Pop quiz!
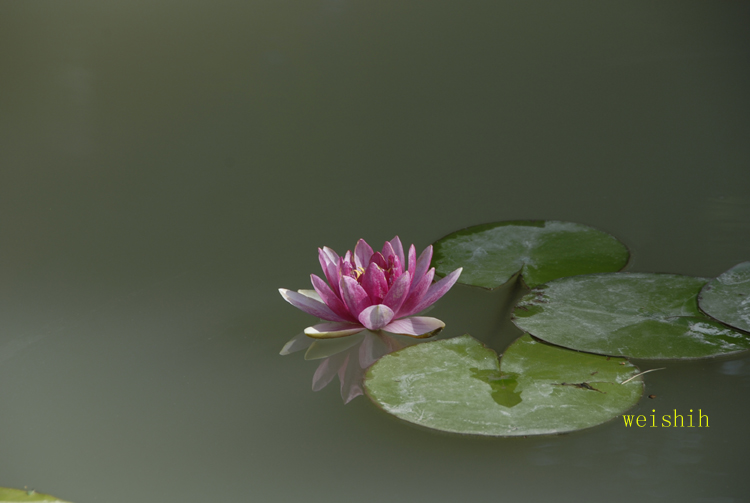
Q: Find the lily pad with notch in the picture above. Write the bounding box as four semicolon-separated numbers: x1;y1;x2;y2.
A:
513;272;750;359
364;334;642;436
698;261;750;333
432;220;629;289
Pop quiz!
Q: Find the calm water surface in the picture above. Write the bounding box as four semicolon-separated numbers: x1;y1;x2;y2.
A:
1;1;749;502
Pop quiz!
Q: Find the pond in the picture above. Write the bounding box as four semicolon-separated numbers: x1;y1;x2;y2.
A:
1;1;749;502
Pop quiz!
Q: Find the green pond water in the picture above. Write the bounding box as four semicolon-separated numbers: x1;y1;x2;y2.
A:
1;1;749;502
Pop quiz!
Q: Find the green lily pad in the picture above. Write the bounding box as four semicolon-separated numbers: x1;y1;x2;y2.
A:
364;334;642;436
513;273;750;359
0;488;72;502
698;262;750;333
432;220;630;289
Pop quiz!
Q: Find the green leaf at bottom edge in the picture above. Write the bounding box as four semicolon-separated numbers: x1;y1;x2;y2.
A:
0;487;73;503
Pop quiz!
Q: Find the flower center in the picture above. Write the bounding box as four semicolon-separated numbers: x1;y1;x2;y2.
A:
353;266;366;280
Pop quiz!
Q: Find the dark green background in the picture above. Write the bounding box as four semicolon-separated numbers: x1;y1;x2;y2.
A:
1;1;749;502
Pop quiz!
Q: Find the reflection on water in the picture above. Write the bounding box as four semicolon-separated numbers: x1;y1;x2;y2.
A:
718;357;750;388
282;330;427;403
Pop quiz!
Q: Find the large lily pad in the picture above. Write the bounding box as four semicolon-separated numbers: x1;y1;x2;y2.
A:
0;488;72;502
364;334;642;436
432;220;629;289
513;273;750;359
699;262;750;333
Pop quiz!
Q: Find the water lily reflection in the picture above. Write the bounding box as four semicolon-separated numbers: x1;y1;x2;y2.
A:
281;330;426;403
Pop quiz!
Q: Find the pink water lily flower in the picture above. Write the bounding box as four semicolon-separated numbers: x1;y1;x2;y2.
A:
279;236;462;339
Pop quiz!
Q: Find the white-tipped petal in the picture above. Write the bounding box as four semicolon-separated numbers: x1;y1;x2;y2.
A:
304;322;365;339
298;289;323;303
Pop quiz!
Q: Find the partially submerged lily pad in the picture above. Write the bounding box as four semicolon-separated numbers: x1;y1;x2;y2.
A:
699;262;750;333
364;334;642;436
432;220;629;289
0;488;72;503
513;273;750;359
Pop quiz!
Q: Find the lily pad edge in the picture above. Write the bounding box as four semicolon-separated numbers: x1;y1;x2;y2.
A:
697;261;750;335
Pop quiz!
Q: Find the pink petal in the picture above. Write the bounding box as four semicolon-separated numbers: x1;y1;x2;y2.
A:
304;321;365;339
344;250;354;267
411;267;462;314
354;239;374;270
311;274;356;321
407;245;416;276
389;236;405;269
381;241;396;262
361;262;388;304
279;288;347;322
370;251;387;269
321;246;339;263
383;316;445;338
339;257;354;278
357;304;395;331
319;248;341;297
413;245;433;284
339;275;373;317
382;270;411;313
387;254;403;286
396;268;435;317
